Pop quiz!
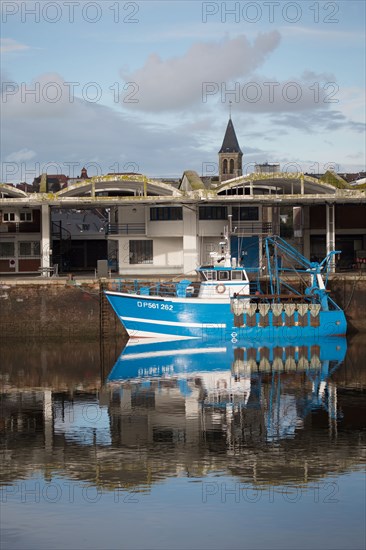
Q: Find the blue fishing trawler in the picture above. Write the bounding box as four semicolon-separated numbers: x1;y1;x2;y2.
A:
104;236;347;340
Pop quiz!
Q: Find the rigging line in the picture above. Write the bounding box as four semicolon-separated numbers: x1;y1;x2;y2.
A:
279;250;310;289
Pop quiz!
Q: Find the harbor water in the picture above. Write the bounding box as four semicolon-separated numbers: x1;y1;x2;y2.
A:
1;334;365;550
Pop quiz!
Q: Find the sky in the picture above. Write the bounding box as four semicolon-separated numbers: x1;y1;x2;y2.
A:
1;0;365;183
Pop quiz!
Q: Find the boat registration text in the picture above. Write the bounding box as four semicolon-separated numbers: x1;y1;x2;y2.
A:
137;301;174;311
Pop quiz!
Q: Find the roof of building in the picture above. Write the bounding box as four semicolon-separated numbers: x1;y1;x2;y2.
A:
179;171;205;191
33;174;69;184
319;170;349;189
219;118;243;154
340;171;366;183
215;171;348;196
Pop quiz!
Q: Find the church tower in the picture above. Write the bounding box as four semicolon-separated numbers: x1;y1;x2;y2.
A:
218;118;243;183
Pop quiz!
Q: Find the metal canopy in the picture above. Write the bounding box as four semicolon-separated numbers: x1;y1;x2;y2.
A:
0;172;365;207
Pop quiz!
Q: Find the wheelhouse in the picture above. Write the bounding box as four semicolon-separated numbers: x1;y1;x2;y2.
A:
197;267;250;283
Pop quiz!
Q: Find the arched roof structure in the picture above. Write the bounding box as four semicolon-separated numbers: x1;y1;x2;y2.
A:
216;172;339;196
0;184;28;199
56;174;182;198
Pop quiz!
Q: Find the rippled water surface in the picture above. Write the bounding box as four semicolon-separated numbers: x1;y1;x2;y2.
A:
1;335;365;550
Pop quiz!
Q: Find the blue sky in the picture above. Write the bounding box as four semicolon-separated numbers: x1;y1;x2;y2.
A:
1;0;365;182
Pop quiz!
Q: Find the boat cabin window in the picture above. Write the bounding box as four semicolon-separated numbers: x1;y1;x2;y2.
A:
200;268;246;282
201;270;217;281
218;271;230;281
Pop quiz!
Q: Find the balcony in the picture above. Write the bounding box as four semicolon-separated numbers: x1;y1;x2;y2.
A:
230;222;273;235
0;221;41;233
106;223;146;235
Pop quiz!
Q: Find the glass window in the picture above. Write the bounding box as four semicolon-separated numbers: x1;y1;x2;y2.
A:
20;211;32;222
3;212;15;222
218;271;230;280
18;241;40;256
232;207;259;221
203;270;216;281
19;242;32;256
232;271;243;280
129;240;153;264
199;206;227;220
0;242;15;257
150;207;182;221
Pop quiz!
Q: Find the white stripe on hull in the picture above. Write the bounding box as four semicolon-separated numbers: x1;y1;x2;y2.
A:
126;329;198;340
106;291;231;305
121;316;226;329
121;347;227;360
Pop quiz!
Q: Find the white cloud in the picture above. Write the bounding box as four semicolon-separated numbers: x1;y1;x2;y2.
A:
1;67;364;184
1;78;210;181
5;149;36;162
0;38;30;53
270;109;365;134
1;73;81;119
224;74;342;114
120;32;281;112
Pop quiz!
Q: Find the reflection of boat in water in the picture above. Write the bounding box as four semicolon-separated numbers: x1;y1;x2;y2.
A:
107;337;347;441
108;337;347;383
105;236;347;340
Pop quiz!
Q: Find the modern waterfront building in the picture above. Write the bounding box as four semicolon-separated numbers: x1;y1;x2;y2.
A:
0;119;365;276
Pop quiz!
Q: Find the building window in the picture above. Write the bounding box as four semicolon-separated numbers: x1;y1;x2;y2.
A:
150;207;183;221
129;240;153;264
3;212;16;222
19;241;40;257
20;211;32;222
199;206;228;220
223;159;228;174
0;242;15;257
229;159;235;173
232;206;259;221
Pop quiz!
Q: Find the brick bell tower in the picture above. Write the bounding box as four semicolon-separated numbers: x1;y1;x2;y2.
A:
218;117;243;183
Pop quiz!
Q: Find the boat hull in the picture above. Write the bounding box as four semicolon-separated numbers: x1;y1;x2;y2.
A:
104;291;347;340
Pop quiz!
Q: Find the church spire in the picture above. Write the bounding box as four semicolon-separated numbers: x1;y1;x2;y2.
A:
218;118;243;182
219;118;242;154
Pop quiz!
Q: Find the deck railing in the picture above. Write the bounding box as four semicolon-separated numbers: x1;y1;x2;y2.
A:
106;223;146;235
231;222;273;235
106;222;271;236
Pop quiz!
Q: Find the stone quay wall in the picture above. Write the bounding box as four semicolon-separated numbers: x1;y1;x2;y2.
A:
0;274;365;341
0;278;123;341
